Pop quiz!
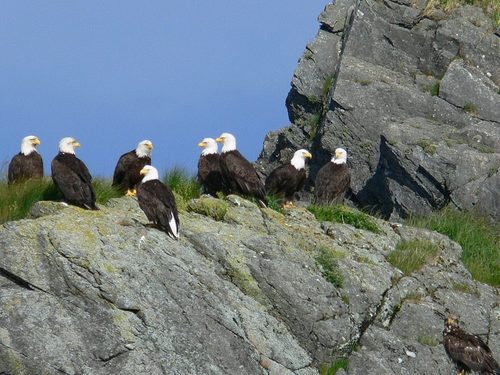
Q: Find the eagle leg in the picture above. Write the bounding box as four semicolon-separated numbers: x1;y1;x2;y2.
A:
126;189;137;197
283;201;295;209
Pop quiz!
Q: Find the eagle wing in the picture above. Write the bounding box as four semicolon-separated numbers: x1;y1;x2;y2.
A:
222;150;265;199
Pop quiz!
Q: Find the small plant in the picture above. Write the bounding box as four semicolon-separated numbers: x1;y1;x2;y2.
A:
265;194;284;214
424;0;499;27
354;79;372;86
387;239;440;275
187;198;228;221
417;335;439;346
463;103;478;114
308;204;381;233
430;82;440;96
417;139;437;155
309;111;322;140
163;167;200;202
320;358;349;375
92;178;122;204
315;246;344;287
322;75;335;98
409;207;499;286
452;282;480;297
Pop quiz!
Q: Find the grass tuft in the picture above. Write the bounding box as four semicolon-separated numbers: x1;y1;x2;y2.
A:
408;208;499;286
187;198;228;221
266;194;284;214
430;82;440;96
424;0;499;26
315;246;344;287
463;102;478;114
387;239;440;275
320;358;349;375
308;204;381;233
163;166;200;202
417;335;440;346
93;178;122;204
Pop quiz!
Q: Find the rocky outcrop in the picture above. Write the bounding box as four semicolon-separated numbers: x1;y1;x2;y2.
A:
0;197;498;374
257;1;500;221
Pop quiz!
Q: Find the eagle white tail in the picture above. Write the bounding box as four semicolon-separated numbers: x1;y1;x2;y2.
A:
169;215;179;239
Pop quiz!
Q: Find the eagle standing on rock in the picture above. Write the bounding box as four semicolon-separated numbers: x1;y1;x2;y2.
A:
315;147;350;205
265;149;312;208
216;132;266;203
197;137;225;196
8;135;43;184
51;137;98;210
443;314;500;375
112;140;153;196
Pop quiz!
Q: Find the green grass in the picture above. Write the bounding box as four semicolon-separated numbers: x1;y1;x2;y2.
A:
0;178;123;224
163;166;201;203
186;198;228;221
93;178;122;204
308;204;381;233
430;82;440;96
265;194;284;214
387;239;440;275
417;139;437;155
320;358;349;375
425;0;499;26
463;102;478;114
315;246;344;288
408;208;499;286
417;335;439;347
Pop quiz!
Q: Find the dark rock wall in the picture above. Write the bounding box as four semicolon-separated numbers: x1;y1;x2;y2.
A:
257;1;499;221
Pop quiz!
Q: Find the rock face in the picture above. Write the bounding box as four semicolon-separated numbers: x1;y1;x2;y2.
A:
257;1;500;221
0;198;498;374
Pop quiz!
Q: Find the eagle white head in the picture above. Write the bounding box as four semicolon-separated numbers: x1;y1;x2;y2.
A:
136;140;153;158
140;165;160;182
59;137;81;154
21;135;41;156
198;138;218;156
332;148;347;165
215;133;236;153
290;149;312;170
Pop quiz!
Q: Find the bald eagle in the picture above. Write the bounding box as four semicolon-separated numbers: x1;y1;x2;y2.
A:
51;137;98;210
197;138;225;196
315;148;350;205
8;135;43;184
216;133;266;202
137;165;179;240
112;140;153;196
444;315;500;375
265;149;312;208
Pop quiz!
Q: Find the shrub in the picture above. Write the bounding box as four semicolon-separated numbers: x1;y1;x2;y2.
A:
320;358;349;375
93;178;122;204
387;239;440;275
265;194;284;214
408;208;499;286
308;204;381;233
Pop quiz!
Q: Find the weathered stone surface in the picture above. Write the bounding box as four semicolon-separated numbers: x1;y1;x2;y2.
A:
258;0;500;221
0;197;498;374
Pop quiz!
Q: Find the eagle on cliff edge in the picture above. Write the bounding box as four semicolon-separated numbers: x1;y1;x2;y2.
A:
443;314;500;375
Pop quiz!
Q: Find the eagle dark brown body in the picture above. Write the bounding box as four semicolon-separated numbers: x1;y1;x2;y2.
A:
443;315;500;375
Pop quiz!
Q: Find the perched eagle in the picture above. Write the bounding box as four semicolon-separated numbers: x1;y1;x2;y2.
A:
51;137;98;210
443;314;500;375
265;149;312;208
8;135;43;184
137;165;179;240
315;148;350;205
112;140;153;196
216;133;266;202
197;137;225;196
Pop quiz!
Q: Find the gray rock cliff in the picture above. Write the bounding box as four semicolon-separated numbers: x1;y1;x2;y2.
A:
257;0;500;221
0;197;498;374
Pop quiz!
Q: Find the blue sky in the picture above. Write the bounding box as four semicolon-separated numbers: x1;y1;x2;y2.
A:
0;1;327;177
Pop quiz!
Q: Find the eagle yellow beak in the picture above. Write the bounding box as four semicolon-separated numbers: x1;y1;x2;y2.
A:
305;152;312;159
33;138;41;145
198;141;206;147
147;143;154;150
215;137;224;143
72;141;81;148
139;167;147;176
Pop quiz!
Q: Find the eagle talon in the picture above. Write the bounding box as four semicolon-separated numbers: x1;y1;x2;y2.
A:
126;189;137;197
